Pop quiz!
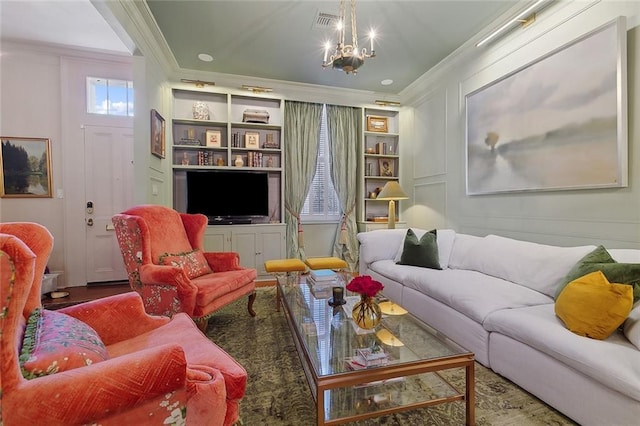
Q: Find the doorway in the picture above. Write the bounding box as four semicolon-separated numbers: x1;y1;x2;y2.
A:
83;125;133;283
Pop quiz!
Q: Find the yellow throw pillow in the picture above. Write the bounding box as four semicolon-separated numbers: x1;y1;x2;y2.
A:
555;270;633;340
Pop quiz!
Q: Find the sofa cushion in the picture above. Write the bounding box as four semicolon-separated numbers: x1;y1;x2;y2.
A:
160;249;212;279
391;267;553;324
484;304;640;402
19;308;109;379
397;229;441;270
555;245;640;302
393;228;456;268
358;229;408;268
624;303;640;350
462;235;595;298
609;249;640;264
192;268;257;307
448;233;483;270
555;271;633;340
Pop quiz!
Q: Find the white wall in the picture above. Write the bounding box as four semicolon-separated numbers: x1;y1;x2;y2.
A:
0;42;132;286
132;54;171;205
402;1;640;248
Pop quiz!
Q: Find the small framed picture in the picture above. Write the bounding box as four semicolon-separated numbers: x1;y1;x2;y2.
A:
367;116;388;133
379;159;394;177
245;132;260;149
1;136;53;197
150;109;165;158
205;130;222;147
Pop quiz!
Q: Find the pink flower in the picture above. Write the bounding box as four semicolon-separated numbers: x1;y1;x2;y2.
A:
346;275;384;298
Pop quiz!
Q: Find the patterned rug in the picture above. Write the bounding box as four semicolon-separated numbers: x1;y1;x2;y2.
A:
207;287;576;426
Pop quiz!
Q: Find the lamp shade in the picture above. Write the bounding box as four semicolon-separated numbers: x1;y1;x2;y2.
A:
376;181;408;200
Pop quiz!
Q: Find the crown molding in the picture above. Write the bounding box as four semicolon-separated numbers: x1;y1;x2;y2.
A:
101;0;178;77
0;39;133;64
399;1;528;105
169;68;400;109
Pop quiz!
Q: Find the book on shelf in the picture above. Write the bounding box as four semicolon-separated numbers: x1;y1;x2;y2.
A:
310;269;337;281
179;138;202;146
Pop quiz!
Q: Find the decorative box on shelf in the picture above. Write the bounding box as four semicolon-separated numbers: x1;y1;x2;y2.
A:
356;347;389;367
242;109;270;124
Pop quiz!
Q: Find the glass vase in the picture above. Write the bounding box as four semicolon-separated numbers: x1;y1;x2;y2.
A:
351;295;382;330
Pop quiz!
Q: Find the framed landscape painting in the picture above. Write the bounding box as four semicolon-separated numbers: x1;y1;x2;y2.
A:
465;18;627;195
0;137;52;198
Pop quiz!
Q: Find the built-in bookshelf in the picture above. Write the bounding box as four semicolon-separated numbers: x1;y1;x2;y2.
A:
170;88;284;223
359;108;401;231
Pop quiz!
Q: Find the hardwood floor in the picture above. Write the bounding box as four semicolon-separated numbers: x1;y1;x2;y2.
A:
42;280;276;310
42;283;132;310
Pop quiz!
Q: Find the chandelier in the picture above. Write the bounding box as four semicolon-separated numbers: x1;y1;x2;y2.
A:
322;0;376;74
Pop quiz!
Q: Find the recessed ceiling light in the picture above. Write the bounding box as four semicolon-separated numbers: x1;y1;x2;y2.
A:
381;79;393;86
198;53;213;62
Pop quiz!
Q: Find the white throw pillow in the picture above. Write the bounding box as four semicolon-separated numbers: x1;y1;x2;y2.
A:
624;302;640;351
393;228;456;269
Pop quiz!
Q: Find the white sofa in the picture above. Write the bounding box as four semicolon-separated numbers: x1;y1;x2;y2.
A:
357;229;640;426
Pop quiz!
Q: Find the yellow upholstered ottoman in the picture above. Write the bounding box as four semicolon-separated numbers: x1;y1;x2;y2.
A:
264;258;306;311
304;256;348;271
265;259;306;274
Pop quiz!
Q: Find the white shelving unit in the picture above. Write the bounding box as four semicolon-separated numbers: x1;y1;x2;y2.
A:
359;108;402;232
170;87;286;278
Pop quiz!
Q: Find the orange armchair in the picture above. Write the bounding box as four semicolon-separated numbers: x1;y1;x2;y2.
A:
112;205;257;330
0;222;246;425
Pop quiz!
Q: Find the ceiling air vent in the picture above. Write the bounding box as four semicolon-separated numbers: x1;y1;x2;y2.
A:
313;10;340;30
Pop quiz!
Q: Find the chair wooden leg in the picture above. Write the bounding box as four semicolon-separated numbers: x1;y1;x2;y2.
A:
195;317;208;332
247;291;257;317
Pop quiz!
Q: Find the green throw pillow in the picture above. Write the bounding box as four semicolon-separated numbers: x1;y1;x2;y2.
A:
556;245;640;302
397;228;441;270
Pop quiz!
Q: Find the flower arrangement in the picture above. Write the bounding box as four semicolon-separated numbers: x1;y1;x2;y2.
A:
346;275;384;298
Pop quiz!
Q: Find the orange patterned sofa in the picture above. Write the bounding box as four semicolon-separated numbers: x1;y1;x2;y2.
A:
0;222;246;425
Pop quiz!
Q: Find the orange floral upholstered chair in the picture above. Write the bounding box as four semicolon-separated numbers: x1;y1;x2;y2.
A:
112;205;257;330
0;222;246;425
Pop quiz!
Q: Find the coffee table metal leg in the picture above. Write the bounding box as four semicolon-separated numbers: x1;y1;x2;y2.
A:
466;361;475;425
317;388;324;426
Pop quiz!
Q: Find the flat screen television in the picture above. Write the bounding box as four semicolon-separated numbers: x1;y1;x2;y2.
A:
186;170;269;223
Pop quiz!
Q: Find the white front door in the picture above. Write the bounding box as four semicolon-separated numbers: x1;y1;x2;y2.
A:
84;125;133;283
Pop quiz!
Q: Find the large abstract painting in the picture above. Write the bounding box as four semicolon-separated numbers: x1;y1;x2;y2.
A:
465;18;627;195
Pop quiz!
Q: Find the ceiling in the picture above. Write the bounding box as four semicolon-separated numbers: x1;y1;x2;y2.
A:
0;0;525;93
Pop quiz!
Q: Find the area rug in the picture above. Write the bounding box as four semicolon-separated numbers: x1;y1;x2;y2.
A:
207;287;576;425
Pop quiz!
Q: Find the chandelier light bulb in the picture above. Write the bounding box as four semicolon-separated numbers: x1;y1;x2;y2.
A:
369;30;376;54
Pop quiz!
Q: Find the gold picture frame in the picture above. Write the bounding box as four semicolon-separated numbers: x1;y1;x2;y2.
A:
150;109;165;158
367;116;388;133
379;158;394;177
205;130;222;148
0;136;53;198
245;131;260;149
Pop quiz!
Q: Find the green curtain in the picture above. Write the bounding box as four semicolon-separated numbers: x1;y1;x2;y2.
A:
284;101;323;259
326;104;361;272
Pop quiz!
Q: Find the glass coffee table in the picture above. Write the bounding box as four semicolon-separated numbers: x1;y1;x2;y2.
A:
279;276;475;425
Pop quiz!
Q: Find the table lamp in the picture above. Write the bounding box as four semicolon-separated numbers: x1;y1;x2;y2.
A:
376;181;408;229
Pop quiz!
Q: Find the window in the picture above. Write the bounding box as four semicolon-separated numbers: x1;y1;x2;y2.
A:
301;105;340;222
86;77;134;116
